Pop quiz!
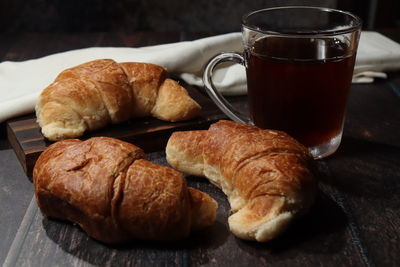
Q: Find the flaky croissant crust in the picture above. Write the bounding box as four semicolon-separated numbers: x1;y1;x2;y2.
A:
166;120;317;242
33;137;216;244
36;59;201;141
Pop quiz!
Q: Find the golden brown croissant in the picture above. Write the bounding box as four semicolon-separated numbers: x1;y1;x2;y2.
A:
33;137;217;244
35;59;201;141
166;120;317;242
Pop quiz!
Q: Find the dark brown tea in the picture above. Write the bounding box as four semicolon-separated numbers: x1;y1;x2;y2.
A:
246;36;356;147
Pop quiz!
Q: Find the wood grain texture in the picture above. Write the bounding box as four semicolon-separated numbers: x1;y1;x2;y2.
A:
1;32;400;267
322;81;400;267
3;31;222;177
0;149;34;265
3;155;366;267
6;84;226;177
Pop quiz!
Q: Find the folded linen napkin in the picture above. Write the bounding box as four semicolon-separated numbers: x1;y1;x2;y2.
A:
1;31;400;123
351;31;400;83
0;33;243;123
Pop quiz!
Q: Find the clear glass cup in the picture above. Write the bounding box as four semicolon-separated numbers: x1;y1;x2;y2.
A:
203;6;362;159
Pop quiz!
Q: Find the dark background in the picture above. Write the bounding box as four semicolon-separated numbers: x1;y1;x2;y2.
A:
0;0;398;34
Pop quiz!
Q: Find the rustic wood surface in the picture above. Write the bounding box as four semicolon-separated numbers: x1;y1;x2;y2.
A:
6;83;225;177
0;32;399;267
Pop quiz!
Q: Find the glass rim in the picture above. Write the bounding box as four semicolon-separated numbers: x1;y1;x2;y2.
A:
242;6;362;36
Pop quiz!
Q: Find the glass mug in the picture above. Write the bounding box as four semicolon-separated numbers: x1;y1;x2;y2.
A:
203;6;362;159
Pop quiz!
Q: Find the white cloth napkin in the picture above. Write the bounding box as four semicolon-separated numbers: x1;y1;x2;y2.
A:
0;33;243;123
1;31;400;123
352;31;400;83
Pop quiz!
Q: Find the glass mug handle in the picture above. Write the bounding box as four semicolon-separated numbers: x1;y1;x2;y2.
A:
203;52;253;125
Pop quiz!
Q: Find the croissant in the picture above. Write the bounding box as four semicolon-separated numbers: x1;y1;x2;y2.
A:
35;59;201;141
33;137;217;244
166;120;317;242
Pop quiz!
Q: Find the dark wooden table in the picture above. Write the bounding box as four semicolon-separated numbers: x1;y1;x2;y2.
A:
1;32;399;267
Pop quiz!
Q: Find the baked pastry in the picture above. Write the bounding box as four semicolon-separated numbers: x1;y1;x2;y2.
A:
33;137;217;244
166;120;317;242
35;59;201;141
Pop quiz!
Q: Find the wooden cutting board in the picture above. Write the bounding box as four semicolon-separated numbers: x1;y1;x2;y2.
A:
6;85;226;177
